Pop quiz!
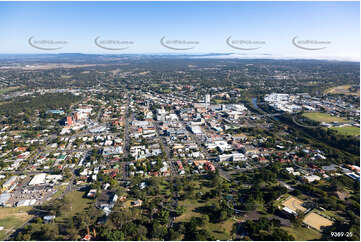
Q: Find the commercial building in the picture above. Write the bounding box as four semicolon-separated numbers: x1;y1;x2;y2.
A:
2;176;18;192
0;192;11;206
190;125;202;135
28;173;47;186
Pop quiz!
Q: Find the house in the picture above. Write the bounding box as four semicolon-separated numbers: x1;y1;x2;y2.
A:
131;199;143;207
204;162;216;172
176;160;184;170
87;189;97;198
43;215;56;224
303;175;321;183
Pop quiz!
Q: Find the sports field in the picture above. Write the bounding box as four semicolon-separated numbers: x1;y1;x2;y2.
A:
330;126;360;136
303;212;333;231
302;112;348;123
282;196;306;212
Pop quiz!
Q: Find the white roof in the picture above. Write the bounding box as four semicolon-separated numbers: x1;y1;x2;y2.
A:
282;207;297;215
29;173;47;186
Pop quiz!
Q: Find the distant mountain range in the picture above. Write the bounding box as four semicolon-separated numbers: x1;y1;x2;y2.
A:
0;53;358;62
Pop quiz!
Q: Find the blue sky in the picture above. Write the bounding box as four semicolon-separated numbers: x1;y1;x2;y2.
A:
0;1;359;60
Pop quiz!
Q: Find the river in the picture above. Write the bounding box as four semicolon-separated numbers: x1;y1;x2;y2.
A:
251;97;279;121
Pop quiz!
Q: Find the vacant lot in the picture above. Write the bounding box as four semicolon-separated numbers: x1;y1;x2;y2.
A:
0;207;32;240
325;84;360;96
303;212;333;231
303;112;348;123
330;126;360;136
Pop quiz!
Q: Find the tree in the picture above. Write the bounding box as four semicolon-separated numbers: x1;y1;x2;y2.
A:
157;209;169;224
292;210;306;227
150;222;167;239
175;205;185;216
167;229;181;240
135;225;148;240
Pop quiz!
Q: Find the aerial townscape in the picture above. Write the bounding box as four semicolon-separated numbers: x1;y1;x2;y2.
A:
0;55;359;241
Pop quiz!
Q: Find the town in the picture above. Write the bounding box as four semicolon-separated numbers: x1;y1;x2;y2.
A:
0;56;359;241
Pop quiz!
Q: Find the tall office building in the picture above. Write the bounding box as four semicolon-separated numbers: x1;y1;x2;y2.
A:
205;94;210;109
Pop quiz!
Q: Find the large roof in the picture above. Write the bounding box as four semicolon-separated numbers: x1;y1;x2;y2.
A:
28;173;47;186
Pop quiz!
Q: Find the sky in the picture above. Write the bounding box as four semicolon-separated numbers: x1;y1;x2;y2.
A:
0;1;359;60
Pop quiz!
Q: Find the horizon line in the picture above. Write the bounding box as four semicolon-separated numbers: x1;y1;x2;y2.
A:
0;52;359;62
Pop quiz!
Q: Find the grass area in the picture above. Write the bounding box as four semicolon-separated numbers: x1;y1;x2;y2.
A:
0;231;6;240
159;181;171;196
50;184;67;200
54;191;93;224
302;112;348;123
324;84;360;96
174;178;234;240
282;226;322;241
175;199;207;222
206;218;234;240
0;86;21;95
175;197;233;240
122;200;132;209
274;193;290;207
0;207;32;240
214;99;228;104
175;179;215;222
330;126;360;136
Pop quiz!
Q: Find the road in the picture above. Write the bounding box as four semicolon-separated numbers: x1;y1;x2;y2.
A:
121;92;131;180
152;120;179;176
292;115;319;128
177;116;236;180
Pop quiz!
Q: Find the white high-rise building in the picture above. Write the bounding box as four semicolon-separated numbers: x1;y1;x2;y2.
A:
205;94;210;109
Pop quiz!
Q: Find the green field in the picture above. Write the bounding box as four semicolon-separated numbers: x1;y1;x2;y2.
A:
330;126;360;136
174;179;234;240
303;112;348;123
214;99;228;104
54;191;94;224
175;197;234;240
282;226;322;241
0;207;32;240
0;86;21;95
206;219;235;240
